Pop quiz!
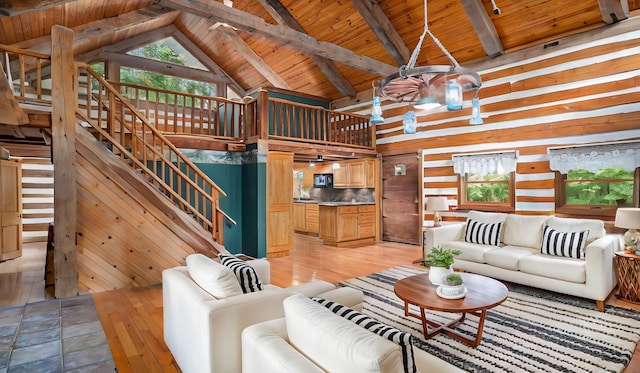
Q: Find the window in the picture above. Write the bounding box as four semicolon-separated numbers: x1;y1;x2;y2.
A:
549;142;640;217
453;151;517;212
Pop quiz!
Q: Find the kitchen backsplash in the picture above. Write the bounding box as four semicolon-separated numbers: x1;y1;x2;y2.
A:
308;188;375;203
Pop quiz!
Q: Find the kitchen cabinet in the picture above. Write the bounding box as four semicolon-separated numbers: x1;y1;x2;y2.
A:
267;152;294;257
293;202;319;235
1;159;22;261
319;204;375;246
333;159;375;188
293;203;306;232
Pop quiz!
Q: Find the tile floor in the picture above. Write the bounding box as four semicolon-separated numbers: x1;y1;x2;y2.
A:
0;275;115;372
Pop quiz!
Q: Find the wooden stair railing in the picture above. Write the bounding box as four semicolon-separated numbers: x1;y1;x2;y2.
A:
110;81;245;141
75;62;234;244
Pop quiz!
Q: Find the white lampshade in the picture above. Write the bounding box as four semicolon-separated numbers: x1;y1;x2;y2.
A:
615;208;640;229
426;196;449;212
615;208;640;249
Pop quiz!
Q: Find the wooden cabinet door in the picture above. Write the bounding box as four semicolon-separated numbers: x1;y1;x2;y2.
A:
337;206;358;241
1;160;22;261
266;152;293;256
347;160;366;188
293;203;306;231
305;203;319;234
365;159;376;188
333;164;348;187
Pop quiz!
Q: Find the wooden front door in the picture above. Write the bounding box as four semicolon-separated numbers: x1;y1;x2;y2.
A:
381;153;420;245
266;152;294;257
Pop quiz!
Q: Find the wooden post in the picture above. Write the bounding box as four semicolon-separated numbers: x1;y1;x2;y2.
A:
51;25;79;298
256;89;269;140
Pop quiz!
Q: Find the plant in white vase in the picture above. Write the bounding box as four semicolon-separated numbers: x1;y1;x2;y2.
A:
439;273;466;297
424;246;462;285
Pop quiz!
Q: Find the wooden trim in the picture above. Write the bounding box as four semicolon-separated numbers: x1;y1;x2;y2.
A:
51;25;78;298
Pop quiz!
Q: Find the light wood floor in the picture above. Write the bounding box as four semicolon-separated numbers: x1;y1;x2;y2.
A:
3;235;640;372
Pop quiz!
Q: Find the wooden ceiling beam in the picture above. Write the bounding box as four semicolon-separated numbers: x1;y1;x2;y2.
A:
597;0;629;24
11;5;180;56
0;0;75;16
99;51;220;83
158;0;397;76
216;25;292;90
461;0;504;57
350;0;410;67
257;0;357;98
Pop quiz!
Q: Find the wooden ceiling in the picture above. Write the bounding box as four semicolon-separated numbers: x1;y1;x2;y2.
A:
1;0;639;103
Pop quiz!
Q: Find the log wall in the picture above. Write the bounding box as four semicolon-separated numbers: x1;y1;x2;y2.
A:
373;26;640;224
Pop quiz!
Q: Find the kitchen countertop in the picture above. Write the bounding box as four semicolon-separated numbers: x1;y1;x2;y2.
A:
293;199;374;206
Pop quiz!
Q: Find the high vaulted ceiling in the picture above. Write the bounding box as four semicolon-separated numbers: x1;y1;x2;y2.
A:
1;0;639;103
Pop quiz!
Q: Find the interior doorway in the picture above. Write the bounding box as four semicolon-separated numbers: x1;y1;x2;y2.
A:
381;152;421;245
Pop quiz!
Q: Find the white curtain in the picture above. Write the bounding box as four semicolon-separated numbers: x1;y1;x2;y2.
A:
548;141;640;174
452;151;517;177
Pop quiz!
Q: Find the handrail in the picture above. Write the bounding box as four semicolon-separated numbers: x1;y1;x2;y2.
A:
76;62;231;242
267;96;375;149
110;81;245;141
0;44;52;105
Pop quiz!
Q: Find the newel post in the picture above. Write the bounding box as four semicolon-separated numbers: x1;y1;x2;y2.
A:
256;89;269;140
51;25;79;298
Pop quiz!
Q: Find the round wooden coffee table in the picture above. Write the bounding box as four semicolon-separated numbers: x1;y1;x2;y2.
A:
394;272;508;347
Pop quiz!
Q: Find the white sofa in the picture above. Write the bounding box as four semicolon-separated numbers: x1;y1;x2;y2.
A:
424;211;622;311
242;293;464;373
163;255;363;373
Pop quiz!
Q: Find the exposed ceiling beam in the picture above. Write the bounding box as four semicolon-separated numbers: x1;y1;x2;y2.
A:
216;25;292;90
597;0;629;24
157;0;397;76
461;0;504;57
350;0;410;67
257;0;357;98
11;5;180;56
0;0;75;16
99;51;221;83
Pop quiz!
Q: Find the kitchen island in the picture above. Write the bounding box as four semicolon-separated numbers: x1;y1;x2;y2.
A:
318;202;375;247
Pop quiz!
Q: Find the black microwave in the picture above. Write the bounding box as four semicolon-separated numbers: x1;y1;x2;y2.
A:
313;173;333;188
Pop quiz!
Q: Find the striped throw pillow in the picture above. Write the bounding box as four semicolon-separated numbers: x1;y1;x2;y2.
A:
218;255;264;293
313;298;417;373
540;225;588;260
464;219;503;246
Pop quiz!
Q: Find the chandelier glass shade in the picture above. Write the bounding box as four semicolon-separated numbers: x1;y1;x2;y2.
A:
378;0;481;110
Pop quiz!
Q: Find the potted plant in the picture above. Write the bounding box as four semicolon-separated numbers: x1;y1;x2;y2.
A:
424;246;462;285
439;273;466;297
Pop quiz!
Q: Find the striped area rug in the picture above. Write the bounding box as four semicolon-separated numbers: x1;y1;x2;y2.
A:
339;266;640;373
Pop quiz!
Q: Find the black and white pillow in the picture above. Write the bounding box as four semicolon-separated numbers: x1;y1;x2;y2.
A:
540;225;587;260
218;255;264;293
313;298;417;373
464;219;503;246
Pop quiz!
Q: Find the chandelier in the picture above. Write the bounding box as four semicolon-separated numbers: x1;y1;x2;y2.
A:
378;0;482;111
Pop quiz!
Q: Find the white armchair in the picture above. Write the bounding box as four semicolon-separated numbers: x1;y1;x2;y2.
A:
162;255;363;373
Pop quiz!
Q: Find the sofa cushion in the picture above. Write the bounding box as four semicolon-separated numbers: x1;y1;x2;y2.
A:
445;241;493;263
540;226;588;260
518;254;586;283
284;294;405;372
546;216;605;244
484;246;536;271
503;214;549;249
185;253;242;299
219;255;264;293
312;298;416;373
464;220;503;246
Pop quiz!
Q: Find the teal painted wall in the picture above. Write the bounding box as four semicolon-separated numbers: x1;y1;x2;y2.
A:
182;149;267;258
194;162;244;254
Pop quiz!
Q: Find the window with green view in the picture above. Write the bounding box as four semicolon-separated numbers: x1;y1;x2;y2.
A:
565;167;634;207
465;172;511;203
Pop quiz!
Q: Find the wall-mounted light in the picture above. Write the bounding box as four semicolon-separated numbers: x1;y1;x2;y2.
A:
317;154;323;162
332;162;340;170
446;79;463;111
